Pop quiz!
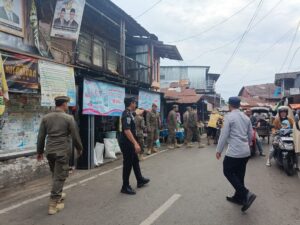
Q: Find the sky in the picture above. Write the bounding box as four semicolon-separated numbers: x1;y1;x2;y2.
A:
112;0;300;99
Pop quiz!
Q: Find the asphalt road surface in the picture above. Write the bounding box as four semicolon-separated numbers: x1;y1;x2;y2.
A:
1;144;300;225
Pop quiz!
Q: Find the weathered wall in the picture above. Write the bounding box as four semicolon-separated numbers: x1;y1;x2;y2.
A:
0;156;49;189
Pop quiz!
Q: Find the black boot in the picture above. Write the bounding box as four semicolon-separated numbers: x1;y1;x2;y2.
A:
241;192;257;212
137;177;150;188
121;185;136;195
226;195;243;205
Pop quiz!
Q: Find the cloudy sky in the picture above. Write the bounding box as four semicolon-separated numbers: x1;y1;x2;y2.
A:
112;0;300;99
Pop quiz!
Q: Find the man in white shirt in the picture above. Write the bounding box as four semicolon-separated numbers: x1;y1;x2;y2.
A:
216;97;256;212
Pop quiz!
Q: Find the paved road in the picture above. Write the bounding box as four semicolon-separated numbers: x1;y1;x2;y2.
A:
1;144;300;225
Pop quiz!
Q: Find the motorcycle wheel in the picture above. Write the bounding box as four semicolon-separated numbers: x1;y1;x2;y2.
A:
283;157;295;176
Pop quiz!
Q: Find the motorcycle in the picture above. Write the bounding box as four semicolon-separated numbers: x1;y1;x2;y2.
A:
273;129;297;176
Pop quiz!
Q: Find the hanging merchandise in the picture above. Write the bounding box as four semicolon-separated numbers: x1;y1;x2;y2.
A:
30;0;49;57
0;53;8;116
38;60;76;106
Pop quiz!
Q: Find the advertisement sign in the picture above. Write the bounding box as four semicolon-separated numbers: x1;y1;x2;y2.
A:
50;0;86;41
3;54;38;93
83;79;125;116
138;90;161;112
38;60;76;106
290;88;300;96
0;0;24;37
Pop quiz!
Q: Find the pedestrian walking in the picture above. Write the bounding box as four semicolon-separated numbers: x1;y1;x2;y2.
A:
207;110;223;145
183;106;191;145
187;105;205;148
135;108;146;161
167;105;180;149
119;97;150;195
216;97;256;212
36;96;83;215
146;103;159;155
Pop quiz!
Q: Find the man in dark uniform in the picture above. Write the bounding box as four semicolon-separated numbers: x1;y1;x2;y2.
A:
119;97;150;195
37;96;83;215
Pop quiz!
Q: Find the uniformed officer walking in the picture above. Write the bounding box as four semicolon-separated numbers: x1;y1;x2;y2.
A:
119;97;150;195
187;105;205;148
146;103;159;155
135;108;146;161
36;96;83;215
167;105;180;149
183;106;191;145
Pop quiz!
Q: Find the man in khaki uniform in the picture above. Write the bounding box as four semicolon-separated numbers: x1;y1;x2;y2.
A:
146;103;159;155
187;104;205;148
167;105;180;149
135;108;145;160
183;106;191;145
37;96;83;215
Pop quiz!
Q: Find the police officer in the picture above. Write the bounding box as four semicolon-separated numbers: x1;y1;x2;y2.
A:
187;105;205;148
36;96;83;215
167;105;180;149
119;97;150;195
146;103;159;155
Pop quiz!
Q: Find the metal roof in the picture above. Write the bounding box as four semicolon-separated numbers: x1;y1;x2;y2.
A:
154;43;183;61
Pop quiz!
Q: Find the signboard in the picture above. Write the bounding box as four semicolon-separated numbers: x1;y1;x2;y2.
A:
38;60;76;106
290;88;300;96
3;54;38;93
0;0;24;37
83;79;125;116
50;0;86;41
138;90;161;112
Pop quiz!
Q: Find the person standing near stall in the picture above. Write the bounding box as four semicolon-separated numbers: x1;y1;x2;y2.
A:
135;108;146;161
36;96;83;215
167;105;180;149
183;106;191;145
187;105;205;148
146;103;159;155
119;97;150;195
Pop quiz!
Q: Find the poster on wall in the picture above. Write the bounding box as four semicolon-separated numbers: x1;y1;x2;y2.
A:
83;79;125;116
138;90;161;112
3;53;39;93
50;0;86;41
38;60;76;106
0;0;24;37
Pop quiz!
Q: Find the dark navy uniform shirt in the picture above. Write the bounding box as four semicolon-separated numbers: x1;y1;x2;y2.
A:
120;108;137;144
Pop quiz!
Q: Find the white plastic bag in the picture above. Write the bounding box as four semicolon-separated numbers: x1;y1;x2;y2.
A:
104;139;117;159
104;138;121;155
94;142;104;166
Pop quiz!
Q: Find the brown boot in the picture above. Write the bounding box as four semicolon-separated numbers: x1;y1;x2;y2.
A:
56;200;65;211
146;148;151;155
151;148;158;153
198;143;205;148
48;199;58;215
168;145;175;149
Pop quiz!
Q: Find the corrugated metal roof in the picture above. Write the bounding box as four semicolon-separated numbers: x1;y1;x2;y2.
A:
239;83;280;100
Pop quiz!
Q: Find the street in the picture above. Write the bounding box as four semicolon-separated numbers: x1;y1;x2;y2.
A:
1;143;300;225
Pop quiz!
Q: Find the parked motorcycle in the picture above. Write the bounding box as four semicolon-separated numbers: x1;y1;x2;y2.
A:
273;129;297;176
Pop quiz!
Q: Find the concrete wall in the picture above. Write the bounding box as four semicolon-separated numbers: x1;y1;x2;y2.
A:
0;156;49;189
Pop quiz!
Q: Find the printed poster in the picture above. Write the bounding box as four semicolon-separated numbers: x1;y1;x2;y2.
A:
0;0;24;37
138;90;161;112
83;79;125;116
3;53;39;93
50;0;86;41
38;60;76;106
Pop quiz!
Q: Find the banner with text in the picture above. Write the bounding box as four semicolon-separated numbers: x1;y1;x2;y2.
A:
138;90;161;112
83;79;125;116
3;53;38;93
38;60;76;106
